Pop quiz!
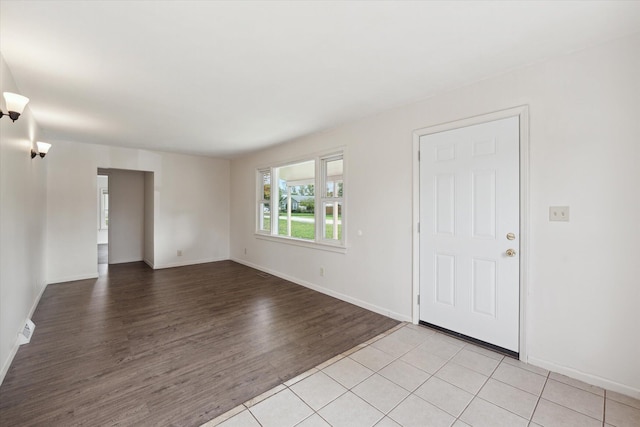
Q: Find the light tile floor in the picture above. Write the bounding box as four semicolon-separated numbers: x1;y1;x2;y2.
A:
202;323;640;427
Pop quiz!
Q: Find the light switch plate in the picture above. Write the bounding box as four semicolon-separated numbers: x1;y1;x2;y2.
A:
549;206;570;222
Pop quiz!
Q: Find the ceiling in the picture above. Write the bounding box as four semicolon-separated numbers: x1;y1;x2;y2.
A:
2;1;639;158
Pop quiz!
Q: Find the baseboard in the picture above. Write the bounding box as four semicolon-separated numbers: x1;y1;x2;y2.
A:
528;356;640;400
108;258;145;265
143;258;154;269
0;280;48;386
153;257;227;270
231;258;411;322
47;272;99;284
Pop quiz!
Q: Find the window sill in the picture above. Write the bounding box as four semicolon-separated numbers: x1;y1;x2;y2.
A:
254;233;347;254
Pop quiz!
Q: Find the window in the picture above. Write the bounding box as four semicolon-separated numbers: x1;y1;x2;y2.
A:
275;160;315;240
257;169;271;233
256;151;345;248
321;156;343;242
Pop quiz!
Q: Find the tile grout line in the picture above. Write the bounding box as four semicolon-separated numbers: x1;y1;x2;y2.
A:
410;338;472;424
548;374;607;398
395;329;506;423
356;325;439;423
471;352;508;413
602;390;609;427
285;374;347;425
288;323;415;426
450;351;496;425
541;377;608;423
375;330;443;425
290;322;416;426
452;351;565;425
330;323;442;424
209;323;403;426
213;323;638;427
385;385;428;425
248;408;263;427
489;374;544;396
600;391;640;411
528;371;550;427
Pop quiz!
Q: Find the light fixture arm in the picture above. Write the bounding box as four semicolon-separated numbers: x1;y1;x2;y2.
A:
0;110;22;122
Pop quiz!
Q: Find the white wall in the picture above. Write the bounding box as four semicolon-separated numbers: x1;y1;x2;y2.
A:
47;142;230;282
153;151;230;268
0;55;47;382
230;34;640;397
108;169;144;264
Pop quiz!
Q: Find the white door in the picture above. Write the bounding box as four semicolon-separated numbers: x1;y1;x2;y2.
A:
419;116;520;352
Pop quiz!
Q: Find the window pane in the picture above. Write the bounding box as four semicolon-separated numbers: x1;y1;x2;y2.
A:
275;161;315;240
325;158;343;197
261;170;271;200
259;203;271;232
323;202;342;241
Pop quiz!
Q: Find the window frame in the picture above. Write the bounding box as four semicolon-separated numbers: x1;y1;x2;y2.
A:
255;149;346;252
319;154;344;245
256;168;271;234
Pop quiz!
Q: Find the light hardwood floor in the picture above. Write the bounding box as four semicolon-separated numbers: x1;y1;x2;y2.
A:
0;261;399;426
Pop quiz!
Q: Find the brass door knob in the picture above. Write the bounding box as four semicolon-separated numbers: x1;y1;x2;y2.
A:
506;249;517;257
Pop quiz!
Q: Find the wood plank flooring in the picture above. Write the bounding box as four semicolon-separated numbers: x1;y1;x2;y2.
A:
97;243;108;264
0;261;399;426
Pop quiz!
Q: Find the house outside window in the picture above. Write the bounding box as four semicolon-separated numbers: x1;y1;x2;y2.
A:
256;150;345;248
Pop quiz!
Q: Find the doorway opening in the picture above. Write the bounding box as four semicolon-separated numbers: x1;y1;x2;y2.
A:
97;174;109;265
97;168;154;272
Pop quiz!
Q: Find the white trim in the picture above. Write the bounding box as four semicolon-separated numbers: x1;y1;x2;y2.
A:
319;153;345;246
255;145;347;172
528;356;640;400
48;272;99;284
232;258;410;322
152;257;227;270
0;280;48;385
518;106;531;364
143;258;155;269
411;105;530;361
256;168;271;234
255;233;347;254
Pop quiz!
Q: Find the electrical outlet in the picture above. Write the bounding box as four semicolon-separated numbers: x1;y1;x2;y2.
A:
320;267;325;277
177;249;183;256
244;248;247;255
549;206;570;222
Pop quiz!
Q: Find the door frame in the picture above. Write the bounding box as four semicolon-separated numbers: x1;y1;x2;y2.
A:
412;105;530;361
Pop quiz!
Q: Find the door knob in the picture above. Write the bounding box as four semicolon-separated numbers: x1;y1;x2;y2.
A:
506;249;517;257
